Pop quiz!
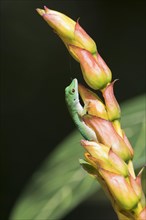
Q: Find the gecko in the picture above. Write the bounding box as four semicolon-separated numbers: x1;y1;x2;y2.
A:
65;78;97;141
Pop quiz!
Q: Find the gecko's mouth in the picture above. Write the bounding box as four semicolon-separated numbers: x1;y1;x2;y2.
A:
72;78;78;91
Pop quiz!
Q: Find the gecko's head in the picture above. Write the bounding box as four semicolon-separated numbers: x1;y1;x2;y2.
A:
65;78;79;106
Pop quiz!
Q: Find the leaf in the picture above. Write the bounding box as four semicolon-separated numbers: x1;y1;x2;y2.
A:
120;94;146;169
10;94;146;220
10;131;99;220
79;159;98;176
133;121;146;168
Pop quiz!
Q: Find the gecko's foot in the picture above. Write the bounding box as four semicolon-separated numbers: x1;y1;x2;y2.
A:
80;101;91;116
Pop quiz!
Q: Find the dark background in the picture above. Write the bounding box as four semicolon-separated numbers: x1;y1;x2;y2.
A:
0;1;145;220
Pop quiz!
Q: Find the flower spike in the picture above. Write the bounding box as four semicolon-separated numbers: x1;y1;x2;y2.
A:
37;6;146;220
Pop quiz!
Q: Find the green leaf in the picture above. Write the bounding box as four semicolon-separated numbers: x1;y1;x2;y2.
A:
79;159;98;175
120;94;146;169
10;94;146;220
10;131;99;220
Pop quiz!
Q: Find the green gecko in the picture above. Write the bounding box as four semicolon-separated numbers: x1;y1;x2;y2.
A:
65;78;97;141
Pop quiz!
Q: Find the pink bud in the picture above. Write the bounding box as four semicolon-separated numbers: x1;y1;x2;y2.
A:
99;169;139;210
37;6;76;39
103;80;121;121
69;45;111;90
74;21;97;54
81;139;109;160
81;140;128;176
83;115;133;161
78;84;108;119
36;6;97;55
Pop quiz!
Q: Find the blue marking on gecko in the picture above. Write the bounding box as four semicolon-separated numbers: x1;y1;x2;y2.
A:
65;78;97;141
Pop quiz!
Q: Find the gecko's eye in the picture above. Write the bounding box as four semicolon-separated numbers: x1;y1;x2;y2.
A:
69;88;75;95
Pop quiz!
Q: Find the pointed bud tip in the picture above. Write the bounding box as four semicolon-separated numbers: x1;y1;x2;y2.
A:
44;5;48;10
36;8;45;16
77;17;80;23
44;5;50;13
36;6;50;16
